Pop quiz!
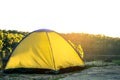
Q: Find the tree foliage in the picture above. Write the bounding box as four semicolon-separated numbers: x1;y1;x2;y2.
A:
62;33;120;60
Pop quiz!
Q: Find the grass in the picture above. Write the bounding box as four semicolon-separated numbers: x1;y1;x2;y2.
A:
112;60;120;65
85;60;115;68
85;59;120;70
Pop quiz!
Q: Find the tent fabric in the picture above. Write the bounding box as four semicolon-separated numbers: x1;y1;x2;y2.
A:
4;29;85;73
34;29;53;32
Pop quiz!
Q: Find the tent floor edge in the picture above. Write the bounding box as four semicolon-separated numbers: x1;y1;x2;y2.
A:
59;66;85;74
3;66;85;74
3;68;58;74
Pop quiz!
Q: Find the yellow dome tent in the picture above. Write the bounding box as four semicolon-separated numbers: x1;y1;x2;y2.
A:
4;29;85;73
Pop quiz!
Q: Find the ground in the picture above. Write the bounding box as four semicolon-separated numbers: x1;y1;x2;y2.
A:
60;66;120;80
0;61;120;80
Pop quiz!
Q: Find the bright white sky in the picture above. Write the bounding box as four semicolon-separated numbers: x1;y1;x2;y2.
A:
0;0;120;37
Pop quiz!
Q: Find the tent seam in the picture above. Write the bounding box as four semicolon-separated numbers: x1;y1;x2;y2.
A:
46;32;56;70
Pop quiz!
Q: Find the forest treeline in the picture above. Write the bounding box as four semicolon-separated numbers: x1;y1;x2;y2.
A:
0;29;120;62
62;33;120;60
